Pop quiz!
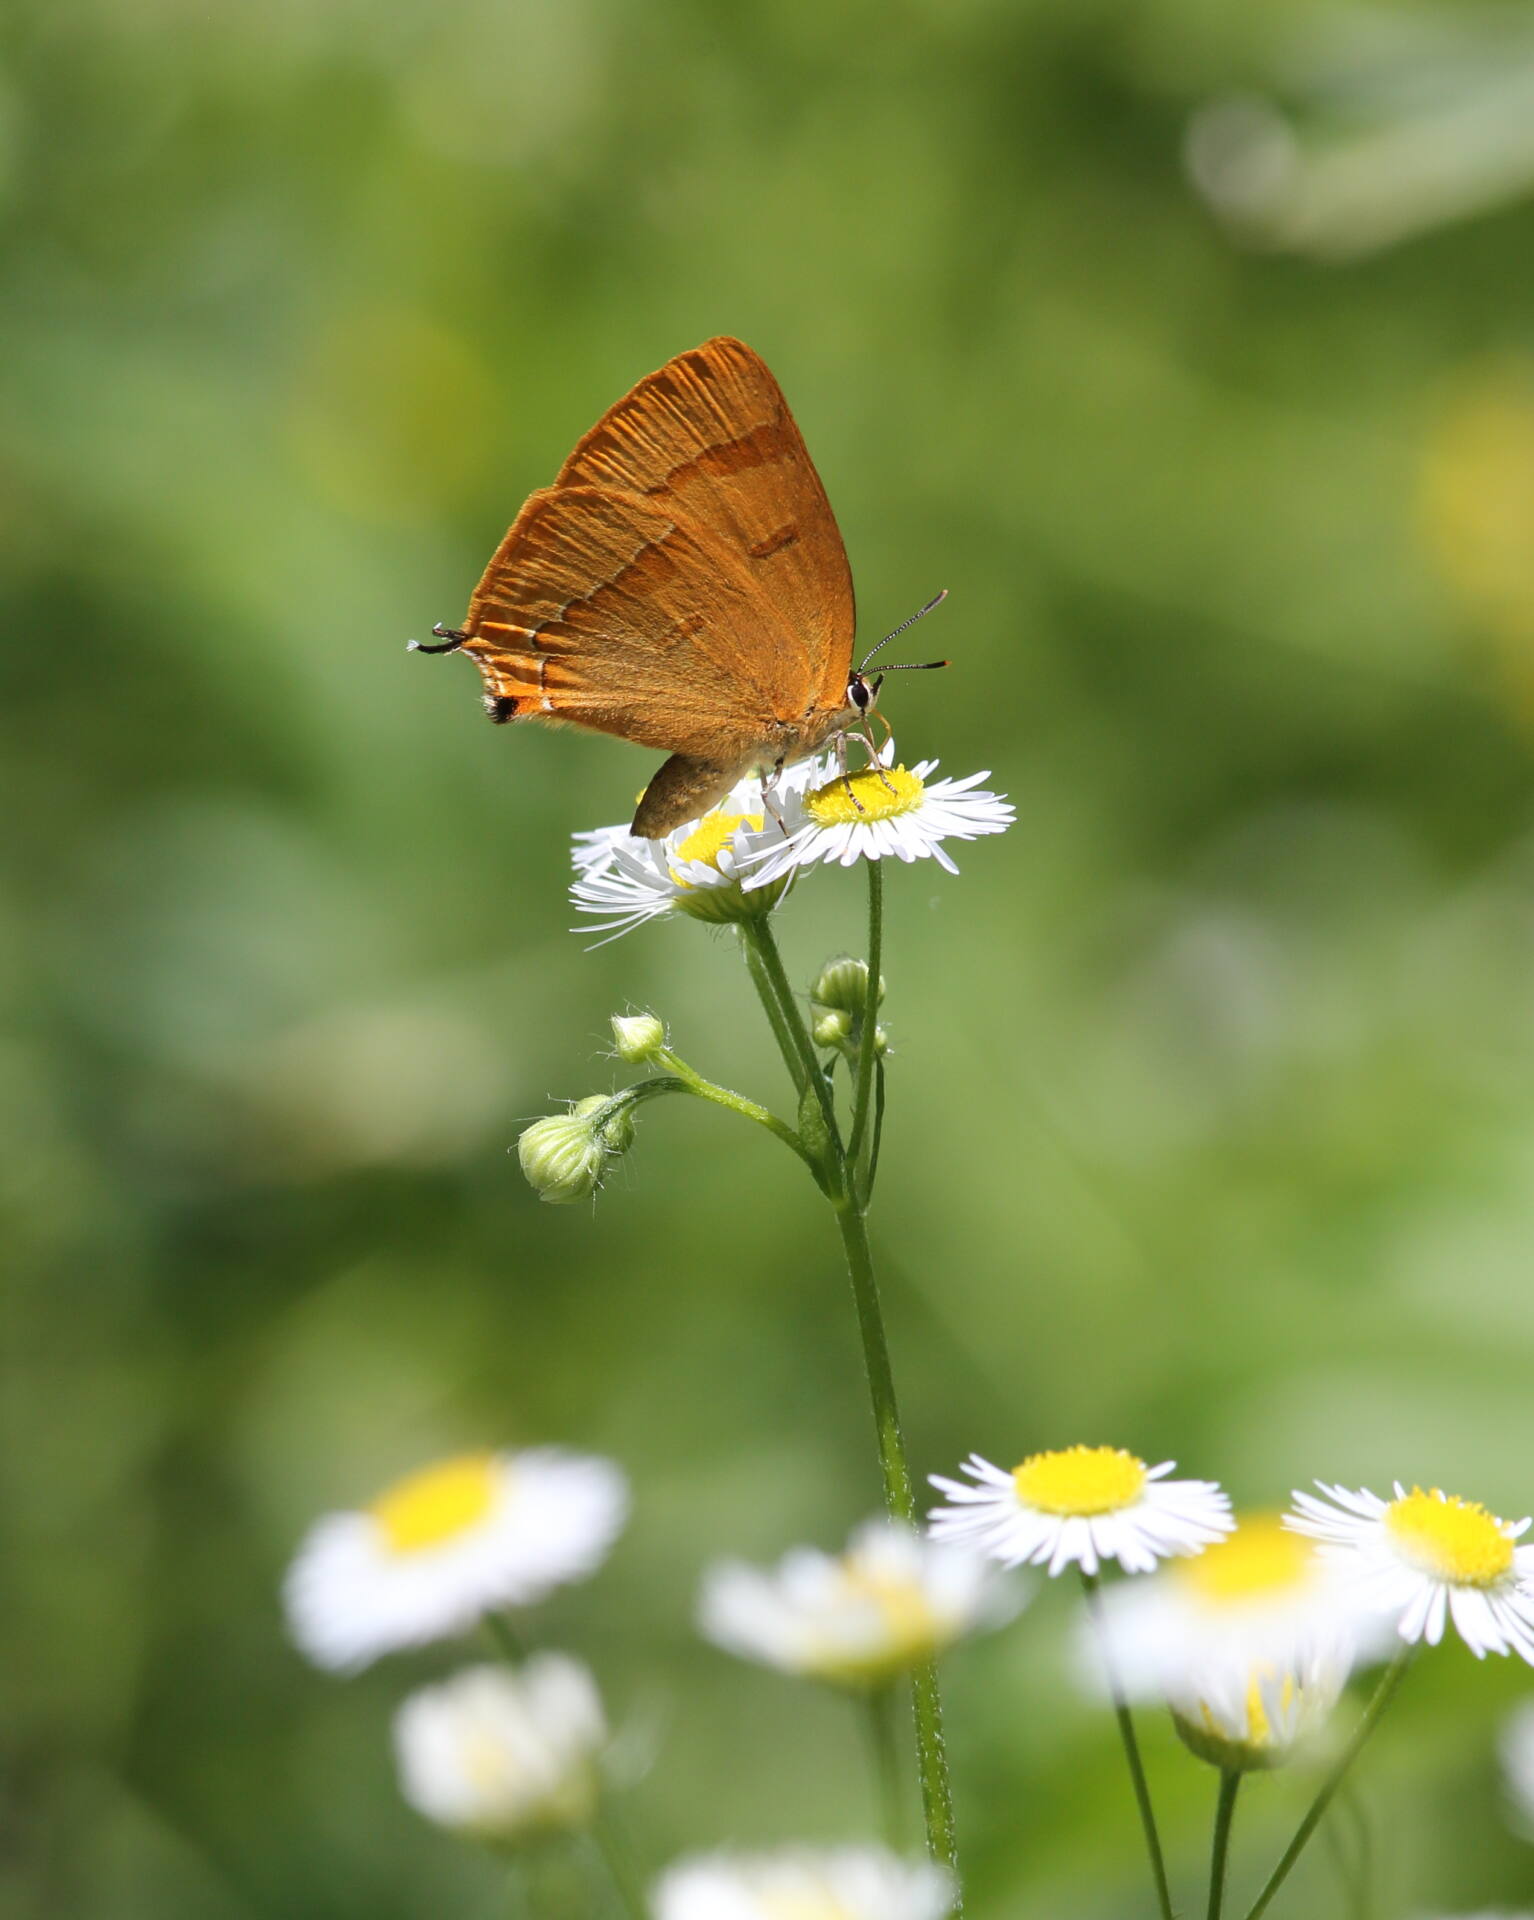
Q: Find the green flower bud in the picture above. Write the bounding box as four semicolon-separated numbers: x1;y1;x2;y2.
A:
812;955;885;1014
611;1012;665;1064
579;1093;636;1153
518;1096;633;1203
812;1008;852;1049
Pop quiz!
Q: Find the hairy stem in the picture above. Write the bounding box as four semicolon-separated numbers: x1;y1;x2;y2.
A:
652;1049;810;1166
740;901;957;1904
738;917;840;1151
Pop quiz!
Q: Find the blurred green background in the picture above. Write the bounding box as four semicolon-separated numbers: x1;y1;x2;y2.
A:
10;0;1534;1913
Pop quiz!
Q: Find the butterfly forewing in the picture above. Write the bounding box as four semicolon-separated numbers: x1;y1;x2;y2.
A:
554;337;856;709
466;486;807;756
462;339;856;734
443;337;861;834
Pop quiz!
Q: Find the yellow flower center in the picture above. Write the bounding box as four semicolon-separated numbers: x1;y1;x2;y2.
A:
1179;1515;1312;1604
1198;1662;1293;1750
370;1452;500;1554
1012;1445;1148;1516
805;764;925;826
1383;1487;1514;1587
671;811;762;878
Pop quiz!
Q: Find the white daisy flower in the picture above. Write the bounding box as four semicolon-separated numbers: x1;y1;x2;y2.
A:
567;762;828;942
928;1445;1233;1577
740;743;1013;891
1089;1513;1374;1770
284;1448;628;1671
698;1517;1015;1689
1286;1482;1534;1661
571;758;832;884
394;1656;606;1841
652;1845;954;1920
1499;1696;1534;1837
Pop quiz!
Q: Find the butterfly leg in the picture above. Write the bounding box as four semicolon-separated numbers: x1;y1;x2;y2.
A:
759;762;791;837
858;714;898;794
830;730;870;814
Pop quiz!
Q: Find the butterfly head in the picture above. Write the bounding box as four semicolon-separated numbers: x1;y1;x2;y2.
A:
851;590;951;713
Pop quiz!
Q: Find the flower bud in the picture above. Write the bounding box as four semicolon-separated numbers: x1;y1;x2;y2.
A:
580;1093;636;1153
611;1012;665;1064
812;1008;852;1049
811;955;885;1015
518;1097;631;1203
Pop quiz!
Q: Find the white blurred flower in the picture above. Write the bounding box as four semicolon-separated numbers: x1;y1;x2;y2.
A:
929;1445;1232;1577
1500;1696;1534;1836
1287;1483;1534;1661
1091;1514;1373;1769
742;745;1013;891
284;1449;628;1671
652;1845;954;1920
394;1657;605;1840
699;1518;1014;1689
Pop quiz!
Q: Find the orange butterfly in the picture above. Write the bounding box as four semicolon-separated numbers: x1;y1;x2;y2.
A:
413;337;944;838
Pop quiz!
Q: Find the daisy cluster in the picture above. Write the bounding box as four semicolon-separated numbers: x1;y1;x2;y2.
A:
284;1445;627;1842
569;740;1013;941
282;1434;1534;1906
282;1456;972;1906
926;1442;1534;1772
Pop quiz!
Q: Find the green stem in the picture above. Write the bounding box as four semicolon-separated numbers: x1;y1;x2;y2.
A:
739;900;956;1903
863;1056;887;1204
1082;1572;1175;1920
653;1049;810;1166
1207;1769;1241;1920
835;1197;957;1896
1241;1650;1413;1920
867;1687;905;1850
834;1198;915;1519
738;922;807;1095
738;916;840;1148
846;859;883;1171
911;1656;958;1898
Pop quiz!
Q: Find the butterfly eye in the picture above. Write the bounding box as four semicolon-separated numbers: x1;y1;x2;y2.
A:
847;674;873;713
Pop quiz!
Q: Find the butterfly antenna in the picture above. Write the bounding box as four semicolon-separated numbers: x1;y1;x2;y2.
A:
408;624;470;655
859;589;949;672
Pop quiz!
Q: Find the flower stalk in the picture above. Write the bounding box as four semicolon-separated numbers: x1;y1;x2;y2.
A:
1207;1769;1241;1920
1242;1649;1414;1920
734;889;960;1902
1081;1571;1175;1920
